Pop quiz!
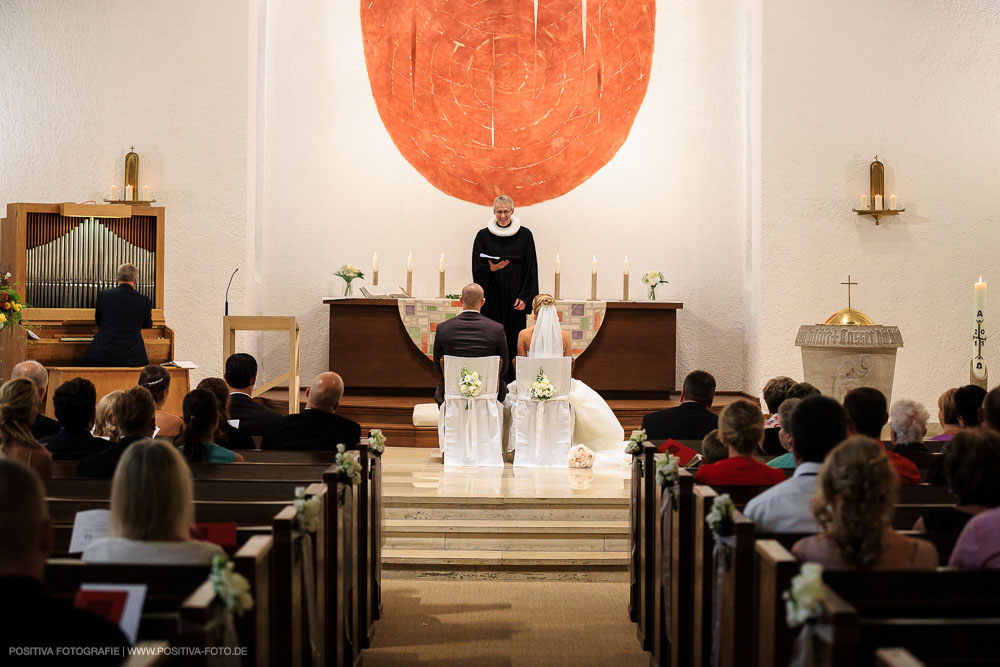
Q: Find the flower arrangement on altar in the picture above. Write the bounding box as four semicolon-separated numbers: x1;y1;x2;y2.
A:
335;264;364;297
368;429;386;458
0;271;27;331
293;487;321;533
784;562;826;627
625;428;646;457
335;444;362;486
568;444;595;468
529;368;554;400
210;555;255;616
459;367;482;399
641;270;669;301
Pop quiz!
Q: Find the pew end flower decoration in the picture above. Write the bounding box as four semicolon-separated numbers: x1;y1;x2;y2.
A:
784;562;826;627
568;444;595;469
210;555;254;617
529;368;554;400
656;454;680;487
335;264;364;297
705;493;735;539
368;429;386;458
625;428;647;457
293;486;321;533
335;444;362;486
641;270;668;301
0;272;28;331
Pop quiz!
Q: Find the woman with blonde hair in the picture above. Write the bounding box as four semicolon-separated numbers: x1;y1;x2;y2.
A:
694;400;785;485
82;438;225;564
0;378;52;477
512;293;625;454
793;436;938;570
137;365;182;439
929;387;960;441
92;389;124;441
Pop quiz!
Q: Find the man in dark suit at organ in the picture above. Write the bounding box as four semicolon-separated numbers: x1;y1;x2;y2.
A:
225;353;282;436
80;263;152;367
642;370;719;446
261;372;361;450
432;282;509;405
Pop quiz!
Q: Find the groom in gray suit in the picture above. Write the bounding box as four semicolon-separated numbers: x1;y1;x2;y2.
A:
432;283;509;405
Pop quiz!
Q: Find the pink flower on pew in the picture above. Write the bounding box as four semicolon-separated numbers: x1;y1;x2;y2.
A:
210;555;254;617
784;562;825;627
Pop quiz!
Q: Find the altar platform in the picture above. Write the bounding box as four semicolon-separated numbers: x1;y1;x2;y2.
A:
377;447;632;580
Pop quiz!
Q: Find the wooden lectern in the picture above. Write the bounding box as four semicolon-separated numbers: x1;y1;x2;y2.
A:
223;316;301;414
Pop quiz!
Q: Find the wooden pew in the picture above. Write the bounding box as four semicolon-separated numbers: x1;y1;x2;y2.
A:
240;450;338;464
323;464;360;667
46;498;290;526
51;460;331;482
651;463;696;666
45;477;309;502
635;444;657;649
627;447;643;624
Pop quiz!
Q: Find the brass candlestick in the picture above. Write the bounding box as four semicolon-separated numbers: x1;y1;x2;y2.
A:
623;274;629;301
406;271;412;297
554;273;561;300
591;273;597;301
439;272;445;298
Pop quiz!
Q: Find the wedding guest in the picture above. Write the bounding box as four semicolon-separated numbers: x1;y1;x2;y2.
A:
138;365;182;440
0;460;130;662
760;376;795;455
914;429;1000;534
83;438;225;565
792;437;938;570
643;370;718;444
978;386;1000;432
694;400;785;485
197;377;255;450
928;388;960;441
700;429;728;465
11;360;59;440
889;399;936;470
842;387;920;485
93;389;124;441
225;353;281;436
0;378;52;478
949;505;1000;569
175;389;243;463
766;398;801;470
785;382;821;401
745;396;847;533
261;372;361;451
926;384;989;483
41;378;108;461
77;386;155;478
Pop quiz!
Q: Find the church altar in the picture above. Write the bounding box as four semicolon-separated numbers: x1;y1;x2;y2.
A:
324;298;682;399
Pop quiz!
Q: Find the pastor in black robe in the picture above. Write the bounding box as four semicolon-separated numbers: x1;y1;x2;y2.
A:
471;217;539;380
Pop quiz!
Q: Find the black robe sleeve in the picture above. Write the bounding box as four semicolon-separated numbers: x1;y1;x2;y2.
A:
471;230;494;291
516;228;539;312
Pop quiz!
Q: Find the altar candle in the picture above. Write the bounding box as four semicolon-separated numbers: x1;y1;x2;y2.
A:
439;256;445;298
973;276;988;381
874;194;883;210
372;252;379;285
624;256;629;276
111;185;118;201
142;184;149;201
592;254;597;274
555;254;560;274
407;252;413;272
125;184;133;201
859;194;868;210
889;194;897;210
554;254;561;300
406;252;413;296
440;253;445;272
623;257;629;301
591;255;598;300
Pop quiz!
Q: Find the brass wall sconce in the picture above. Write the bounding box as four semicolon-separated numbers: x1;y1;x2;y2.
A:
102;147;157;206
852;155;904;225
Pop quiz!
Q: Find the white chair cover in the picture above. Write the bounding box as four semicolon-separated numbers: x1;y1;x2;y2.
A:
439;355;504;467
511;357;574;467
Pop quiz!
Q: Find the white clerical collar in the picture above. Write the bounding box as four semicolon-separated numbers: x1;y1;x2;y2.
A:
487;215;521;237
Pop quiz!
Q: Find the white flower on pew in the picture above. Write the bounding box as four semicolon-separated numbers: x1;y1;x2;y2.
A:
335;444;362;486
293;487;321;533
656;454;681;487
529;368;555;400
783;562;826;627
625;428;647;457
568;444;595;468
368;429;387;458
705;493;735;538
210;555;254;617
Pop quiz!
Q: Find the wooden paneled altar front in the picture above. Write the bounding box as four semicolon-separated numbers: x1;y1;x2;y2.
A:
324;298;682;399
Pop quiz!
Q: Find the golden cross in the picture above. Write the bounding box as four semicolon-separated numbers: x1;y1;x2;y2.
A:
841;275;858;310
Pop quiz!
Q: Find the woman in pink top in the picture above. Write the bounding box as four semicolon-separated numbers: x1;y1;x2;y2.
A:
793;437;938;570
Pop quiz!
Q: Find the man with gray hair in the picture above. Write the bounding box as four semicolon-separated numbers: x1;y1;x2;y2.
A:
11;360;59;439
80;262;152;367
889;398;936;470
472;195;538;381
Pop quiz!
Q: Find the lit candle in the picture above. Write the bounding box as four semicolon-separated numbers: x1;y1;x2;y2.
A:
125;184;133;201
406;252;413;296
111;185;118;201
973;276;988;382
407;252;413;272
554;254;561;300
373;252;379;285
874;194;883;210
623;256;629;301
624;256;629;276
591;254;598;300
592;254;597;274
889;194;897;211
555;254;561;274
439;254;445;298
142;184;149;201
859;194;868;210
440;253;445;272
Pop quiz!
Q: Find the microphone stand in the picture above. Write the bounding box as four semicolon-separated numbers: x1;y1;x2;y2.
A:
225;267;239;316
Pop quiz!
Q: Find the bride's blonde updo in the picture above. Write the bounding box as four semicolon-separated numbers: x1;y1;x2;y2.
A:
532;294;557;311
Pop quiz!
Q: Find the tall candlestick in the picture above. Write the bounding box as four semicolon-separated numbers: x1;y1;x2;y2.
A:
592;254;597;274
373;252;379;285
406;252;413;295
554;272;561;300
439;269;446;298
142;184;149;201
973;276;988;384
623;273;629;301
591;273;598;301
624;256;629;276
111;185;118;201
555;254;560;274
125;184;133;201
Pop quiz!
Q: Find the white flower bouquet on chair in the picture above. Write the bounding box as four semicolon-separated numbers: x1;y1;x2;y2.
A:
512;357;573;467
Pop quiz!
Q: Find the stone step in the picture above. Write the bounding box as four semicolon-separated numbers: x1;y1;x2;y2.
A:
384;518;629;552
382;548;630;582
383;496;629;521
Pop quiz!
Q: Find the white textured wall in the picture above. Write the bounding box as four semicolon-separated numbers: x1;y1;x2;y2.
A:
0;0;252;382
757;0;1000;417
258;0;750;392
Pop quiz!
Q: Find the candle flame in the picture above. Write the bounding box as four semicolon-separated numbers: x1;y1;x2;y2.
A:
980;275;984;283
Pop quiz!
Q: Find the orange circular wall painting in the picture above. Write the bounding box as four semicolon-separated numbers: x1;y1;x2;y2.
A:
361;1;656;206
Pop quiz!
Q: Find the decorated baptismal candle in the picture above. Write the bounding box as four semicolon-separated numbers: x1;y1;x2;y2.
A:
973;276;987;381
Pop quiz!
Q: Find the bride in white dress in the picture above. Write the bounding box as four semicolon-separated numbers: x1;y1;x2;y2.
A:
508;294;626;460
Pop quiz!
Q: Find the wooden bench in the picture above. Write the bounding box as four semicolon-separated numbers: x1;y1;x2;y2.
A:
47;498;291;526
45;477;309;502
51;460;332;482
323;464;361;667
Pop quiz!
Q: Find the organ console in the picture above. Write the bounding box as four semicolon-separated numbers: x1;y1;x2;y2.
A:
0;202;176;376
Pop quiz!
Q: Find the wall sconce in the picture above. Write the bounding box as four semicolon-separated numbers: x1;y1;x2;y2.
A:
852;155;904;225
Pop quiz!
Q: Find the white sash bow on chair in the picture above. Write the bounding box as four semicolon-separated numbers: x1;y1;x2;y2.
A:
527;396;571;461
444;391;498;460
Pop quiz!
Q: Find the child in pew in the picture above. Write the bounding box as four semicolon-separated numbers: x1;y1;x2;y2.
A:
700;429;728;465
694;400;785;485
83;439;225;565
176;389;244;463
0;460;130;663
914;429;1000;535
792;437;938;571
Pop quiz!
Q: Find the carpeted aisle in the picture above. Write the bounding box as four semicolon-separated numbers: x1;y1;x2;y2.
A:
364;579;649;666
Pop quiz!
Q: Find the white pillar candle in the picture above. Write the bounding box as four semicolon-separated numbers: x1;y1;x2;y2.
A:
407;252;413;272
624;256;629;276
555;254;560;274
592;254;597;274
142;184;149;201
373;252;378;272
859;194;868;210
440;253;445;272
874;194;883;210
111;185;118;201
125;184;133;201
889;194;897;210
974;276;988;381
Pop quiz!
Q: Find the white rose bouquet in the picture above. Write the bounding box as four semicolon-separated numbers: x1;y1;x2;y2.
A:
335;444;362;486
568;444;595;468
335;264;365;297
655;454;680;488
641;270;668;300
368;429;386;458
293;486;321;533
625;428;647;457
459;367;482;408
705;493;735;538
210;555;254;616
783;562;826;627
529;368;554;400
